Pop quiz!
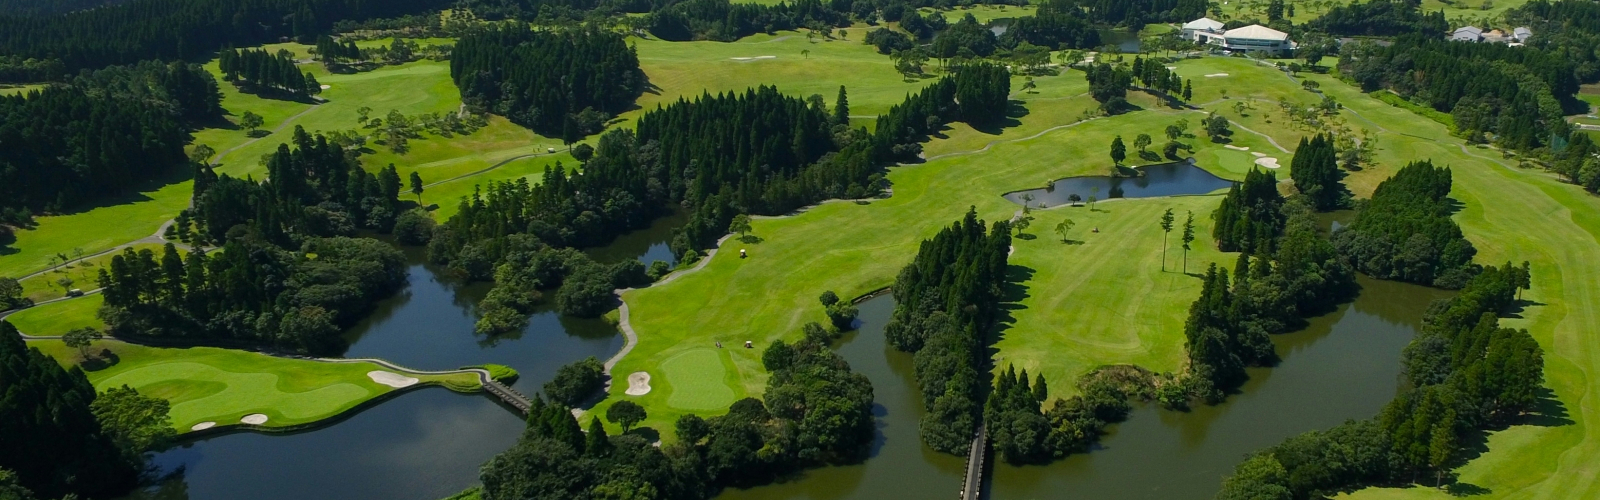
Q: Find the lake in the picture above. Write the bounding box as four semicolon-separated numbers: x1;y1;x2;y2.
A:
1002;159;1236;208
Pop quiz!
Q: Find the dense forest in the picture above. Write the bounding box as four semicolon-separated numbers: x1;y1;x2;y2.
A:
1211;168;1284;255
883;208;1011;454
1217;262;1539;499
478;318;872;499
0;61;219;213
1308;0;1447;37
1333;161;1478;288
1076;0;1208;26
647;0;848;42
996;0;1101;51
0;0;126;17
218;47;322;97
451;26;641;138
99;129;410;354
1186;193;1357;400
1340;35;1573;151
1288;134;1352;211
0;321;170;500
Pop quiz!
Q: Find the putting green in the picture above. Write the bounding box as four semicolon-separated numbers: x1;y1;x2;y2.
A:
662;349;736;411
99;361;373;426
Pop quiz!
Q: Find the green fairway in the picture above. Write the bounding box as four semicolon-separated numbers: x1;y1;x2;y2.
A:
0;83;43;97
598;57;1322;434
661;349;737;411
24;338;480;431
17;243;165;302
6;295;107;334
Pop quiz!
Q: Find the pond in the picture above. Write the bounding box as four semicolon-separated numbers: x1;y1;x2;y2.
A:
118;225;684;500
1002;159;1236;208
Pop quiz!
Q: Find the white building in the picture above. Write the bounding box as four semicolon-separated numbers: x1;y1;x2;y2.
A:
1182;17;1226;42
1191;24;1293;56
1514;27;1533;42
1451;26;1483;42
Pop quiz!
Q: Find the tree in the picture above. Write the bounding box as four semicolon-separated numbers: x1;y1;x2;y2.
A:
1134;133;1152;153
1159;208;1175;271
833;85;850;126
189;144;216;165
1181;211;1196;273
1055;218;1076;242
409;171;424;204
545;357;605;407
54;276;72;293
1166;124;1183;141
819;290;840;307
585;417;611;457
61;327;102;359
1014;214;1033;235
1182;79;1192;101
572;143;595;164
1067;193;1083;206
606;400;647;433
1267;0;1285;21
90;386;175;458
728;214;753;239
0;278;23;310
1205;113;1231;142
239;111;264;133
1110;135;1127;165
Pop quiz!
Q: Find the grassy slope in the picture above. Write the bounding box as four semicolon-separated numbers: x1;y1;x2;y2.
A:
601;57;1317;435
17;243;165;302
25;338;477;431
7;294;107;333
1271;70;1600;499
1216;0;1532;27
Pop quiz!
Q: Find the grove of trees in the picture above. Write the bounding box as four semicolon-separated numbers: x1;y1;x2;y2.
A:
451;26;642;139
1333;161;1478;288
218;48;323;97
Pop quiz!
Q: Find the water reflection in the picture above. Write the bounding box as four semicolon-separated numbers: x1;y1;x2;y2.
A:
1002;159;1236;208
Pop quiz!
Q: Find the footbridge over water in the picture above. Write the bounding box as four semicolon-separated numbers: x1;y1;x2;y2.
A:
960;424;989;499
482;379;532;415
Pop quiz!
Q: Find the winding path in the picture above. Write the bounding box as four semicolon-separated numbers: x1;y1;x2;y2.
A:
210;104;323;166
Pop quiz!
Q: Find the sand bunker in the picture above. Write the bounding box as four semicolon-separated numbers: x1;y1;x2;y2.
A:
1224;145;1250;151
190;422;217;431
320;84;331;90
730;56;777;61
1255;157;1281;169
626;372;652;396
1251;152;1267;158
1205;73;1230;77
240;414;269;425
368;370;419;388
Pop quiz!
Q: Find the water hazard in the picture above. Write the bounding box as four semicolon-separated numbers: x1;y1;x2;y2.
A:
1002;159;1236;208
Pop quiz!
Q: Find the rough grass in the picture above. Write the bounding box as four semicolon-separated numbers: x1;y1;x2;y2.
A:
18;243;166;302
1217;0;1532;27
6;294;107;334
25;338;477;431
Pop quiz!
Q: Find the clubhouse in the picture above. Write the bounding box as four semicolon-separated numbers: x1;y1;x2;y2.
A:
1182;18;1295;57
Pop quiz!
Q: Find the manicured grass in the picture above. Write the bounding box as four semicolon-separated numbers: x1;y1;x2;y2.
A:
6;294;107;334
1371;90;1456;129
25;338;479;431
0;83;44;97
598;58;1316;435
661;349;737;411
18;243;166;302
919;4;1037;23
1216;0;1533;27
0;181;189;279
1287;69;1600;500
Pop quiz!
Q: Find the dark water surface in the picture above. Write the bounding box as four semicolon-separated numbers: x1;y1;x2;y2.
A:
1002;159;1236;208
989;276;1452;499
715;295;966;500
119;230;685;500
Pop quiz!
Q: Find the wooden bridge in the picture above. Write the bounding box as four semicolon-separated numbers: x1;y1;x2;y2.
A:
482;379;532;415
960;424;989;499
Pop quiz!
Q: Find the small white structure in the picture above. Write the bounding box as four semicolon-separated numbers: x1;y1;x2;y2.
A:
1182;17;1226;42
1452;26;1483;42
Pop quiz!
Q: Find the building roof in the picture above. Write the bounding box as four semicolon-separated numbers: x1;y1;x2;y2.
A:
1454;26;1482;36
1223;25;1289;41
1514;27;1533;38
1184;17;1225;31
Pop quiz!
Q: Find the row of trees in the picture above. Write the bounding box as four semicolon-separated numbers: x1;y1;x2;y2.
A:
884;208;1011;454
0;61;220;213
1130;56;1189;100
451;26;642;138
1333;161;1479;288
1217;262;1540;498
218;48;323;97
477;318;873;499
647;0;849;42
0;322;174;500
1307;0;1448;36
1288;134;1352;211
0;0;454;71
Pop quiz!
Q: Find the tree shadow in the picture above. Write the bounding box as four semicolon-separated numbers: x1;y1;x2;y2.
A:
625;425;662;444
1014;233;1037;240
1138;150;1162;162
1444;482;1492;497
1500;298;1544;319
80;349;122;372
33;165;195;218
988;264;1036;360
969;100;1030;135
738;234;764;244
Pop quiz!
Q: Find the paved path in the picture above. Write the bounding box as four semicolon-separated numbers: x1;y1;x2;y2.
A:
603;232;735;376
211;104;322;166
961;425;989;499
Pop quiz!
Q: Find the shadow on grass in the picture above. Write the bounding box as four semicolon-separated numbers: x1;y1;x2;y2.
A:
80;349;122;371
30;163;195;218
988;264;1037;362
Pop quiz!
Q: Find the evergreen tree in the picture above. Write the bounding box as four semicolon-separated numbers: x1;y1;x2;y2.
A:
833;85;850;126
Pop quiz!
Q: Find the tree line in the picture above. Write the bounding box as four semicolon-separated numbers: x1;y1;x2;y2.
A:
1306;0;1447;37
883;208;1011;455
647;0;848;42
477;317;872;499
1333;160;1478;288
0;61;220;214
1212;168;1285;255
997;0;1102;51
0;0;453;73
99;129;411;354
0;321;175;500
451;25;642;139
1217;262;1539;498
218;48;323;97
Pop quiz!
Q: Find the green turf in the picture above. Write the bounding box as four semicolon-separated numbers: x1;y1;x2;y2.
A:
595;57;1319;435
661;349;737;410
0;181;189;279
1215;0;1533;27
6;294;107;334
24;338;479;431
0;83;44;97
17;243;166;302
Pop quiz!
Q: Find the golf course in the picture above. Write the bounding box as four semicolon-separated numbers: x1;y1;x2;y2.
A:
4;2;1600;499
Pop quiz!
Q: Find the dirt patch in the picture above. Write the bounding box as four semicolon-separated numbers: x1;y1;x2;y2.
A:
626;371;652;396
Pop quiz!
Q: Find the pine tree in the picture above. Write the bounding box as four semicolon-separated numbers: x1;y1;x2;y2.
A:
1181;211;1196;274
1159;208;1175;271
833;85;850;126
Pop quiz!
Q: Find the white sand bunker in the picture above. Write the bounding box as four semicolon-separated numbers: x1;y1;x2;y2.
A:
368;370;419;388
626;372;652;396
730;56;777;61
320;84;331;89
1255;157;1281;169
190;421;217;431
240;414;269;425
1224;145;1250;151
1205;73;1230;77
1251;152;1267;158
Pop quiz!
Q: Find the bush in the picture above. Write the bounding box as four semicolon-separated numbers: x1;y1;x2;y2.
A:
646;260;671;281
556;265;618;318
544;357;605;407
825;301;858;330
